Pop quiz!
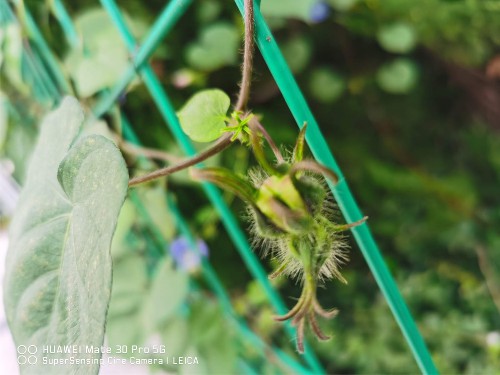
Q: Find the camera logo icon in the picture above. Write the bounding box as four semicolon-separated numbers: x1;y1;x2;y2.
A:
17;345;37;365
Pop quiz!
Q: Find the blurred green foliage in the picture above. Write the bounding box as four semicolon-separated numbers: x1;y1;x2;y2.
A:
1;0;499;373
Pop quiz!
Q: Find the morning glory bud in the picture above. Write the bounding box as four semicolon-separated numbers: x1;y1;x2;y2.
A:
191;123;367;353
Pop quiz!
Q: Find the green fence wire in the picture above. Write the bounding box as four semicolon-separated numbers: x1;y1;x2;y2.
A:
98;0;324;371
233;2;438;374
4;0;321;372
0;2;56;104
3;2;316;373
2;0;440;373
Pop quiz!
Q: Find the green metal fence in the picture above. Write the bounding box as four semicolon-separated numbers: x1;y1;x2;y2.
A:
1;0;439;373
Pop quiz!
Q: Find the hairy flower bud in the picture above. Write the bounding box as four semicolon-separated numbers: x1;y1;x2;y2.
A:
255;175;313;234
192;123;367;353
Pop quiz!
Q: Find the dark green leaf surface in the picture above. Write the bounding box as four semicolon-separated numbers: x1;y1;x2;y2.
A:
3;97;128;374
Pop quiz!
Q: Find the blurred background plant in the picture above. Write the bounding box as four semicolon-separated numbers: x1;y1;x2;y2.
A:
1;0;499;373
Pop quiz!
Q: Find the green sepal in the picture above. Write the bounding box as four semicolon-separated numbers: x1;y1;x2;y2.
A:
249;207;286;239
249;125;281;176
292;123;307;163
255;175;313;234
291;175;327;216
191;166;257;203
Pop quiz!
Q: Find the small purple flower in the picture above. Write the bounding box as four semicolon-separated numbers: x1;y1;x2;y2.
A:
310;2;331;23
170;236;209;272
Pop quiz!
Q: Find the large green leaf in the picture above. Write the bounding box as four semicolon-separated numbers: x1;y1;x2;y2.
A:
64;9;147;97
3;97;128;374
141;258;189;334
107;252;148;351
107;255;189;357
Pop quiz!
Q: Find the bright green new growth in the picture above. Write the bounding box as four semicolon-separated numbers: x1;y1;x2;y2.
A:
221;111;254;142
177;89;231;142
3;97;129;375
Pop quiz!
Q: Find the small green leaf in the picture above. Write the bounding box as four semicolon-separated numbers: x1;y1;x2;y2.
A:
186;23;239;72
4;97;129;374
196;0;222;23
261;0;316;21
177;89;230;142
377;22;417;54
376;58;419;94
282;36;312;73
309;67;345;103
0;24;28;94
3;112;37;184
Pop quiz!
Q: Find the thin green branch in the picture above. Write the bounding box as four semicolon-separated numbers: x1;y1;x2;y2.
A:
119;139;183;163
128;133;232;187
129;0;256;187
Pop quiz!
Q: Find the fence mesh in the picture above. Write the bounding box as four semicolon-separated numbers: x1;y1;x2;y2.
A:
1;0;438;373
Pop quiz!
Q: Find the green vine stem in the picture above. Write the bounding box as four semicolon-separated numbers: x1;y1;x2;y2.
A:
128;0;255;187
235;0;254;112
249;116;285;163
128;133;232;186
118;137;183;164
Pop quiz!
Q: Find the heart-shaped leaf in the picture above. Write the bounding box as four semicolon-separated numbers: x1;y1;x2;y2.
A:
3;97;128;375
177;89;230;143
